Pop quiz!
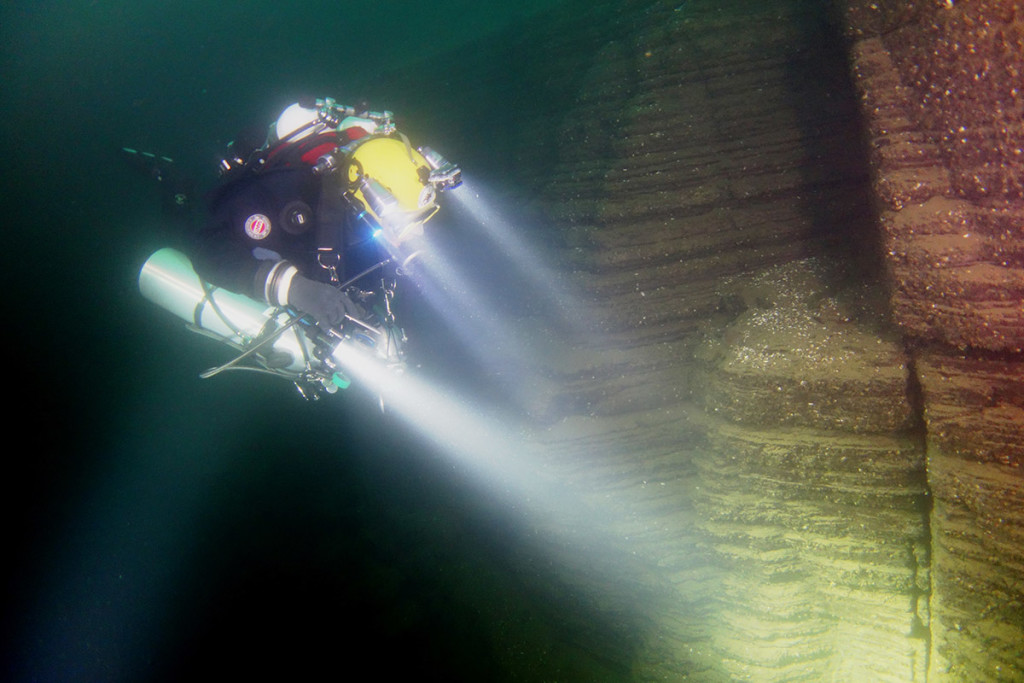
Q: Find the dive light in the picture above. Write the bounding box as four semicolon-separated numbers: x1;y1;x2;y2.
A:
358;176;423;246
419;146;463;190
359;176;402;222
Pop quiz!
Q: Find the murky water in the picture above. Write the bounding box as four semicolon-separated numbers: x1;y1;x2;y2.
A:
7;1;1020;681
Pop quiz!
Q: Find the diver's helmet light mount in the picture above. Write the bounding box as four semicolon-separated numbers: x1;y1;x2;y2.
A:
418;145;463;191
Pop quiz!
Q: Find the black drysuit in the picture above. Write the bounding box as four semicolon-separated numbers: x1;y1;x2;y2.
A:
191;164;334;299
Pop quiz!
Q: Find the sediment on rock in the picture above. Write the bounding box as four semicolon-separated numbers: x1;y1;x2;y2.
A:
362;1;1024;679
690;260;928;681
845;1;1024;679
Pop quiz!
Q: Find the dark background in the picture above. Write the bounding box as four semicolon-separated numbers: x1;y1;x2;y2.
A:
0;2;613;680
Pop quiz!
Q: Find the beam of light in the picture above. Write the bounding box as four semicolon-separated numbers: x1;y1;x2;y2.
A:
443;178;593;338
330;342;601;531
396;245;557;416
369;177;599;416
352;181;706;640
337;185;573;486
370;218;538;397
333;342;542;490
330;335;689;658
331;327;690;617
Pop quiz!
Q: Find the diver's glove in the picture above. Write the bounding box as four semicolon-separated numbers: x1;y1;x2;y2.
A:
261;261;360;329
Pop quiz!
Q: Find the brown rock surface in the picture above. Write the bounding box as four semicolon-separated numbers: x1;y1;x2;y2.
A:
524;1;931;679
691;260;928;680
846;2;1024;679
375;0;1024;679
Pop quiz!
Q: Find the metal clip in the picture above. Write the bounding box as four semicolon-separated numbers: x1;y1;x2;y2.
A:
317;248;341;284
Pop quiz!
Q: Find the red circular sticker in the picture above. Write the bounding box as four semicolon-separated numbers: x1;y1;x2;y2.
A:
244;213;271;240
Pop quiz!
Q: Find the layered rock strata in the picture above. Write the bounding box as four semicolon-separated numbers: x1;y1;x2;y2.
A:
462;1;936;678
844;1;1024;679
367;0;1022;679
690;260;929;681
527;1;933;679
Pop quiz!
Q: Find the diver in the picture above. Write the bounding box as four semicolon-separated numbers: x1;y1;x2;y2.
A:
191;96;460;333
137;96;462;397
191;97;462;333
192;99;373;330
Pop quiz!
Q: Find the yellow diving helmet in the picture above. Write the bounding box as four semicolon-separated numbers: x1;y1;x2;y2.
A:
346;136;439;247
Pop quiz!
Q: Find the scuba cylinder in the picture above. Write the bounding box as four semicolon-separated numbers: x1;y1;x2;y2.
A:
138;248;319;378
138;248;405;398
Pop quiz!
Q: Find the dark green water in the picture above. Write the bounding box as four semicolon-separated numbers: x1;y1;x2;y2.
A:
1;2;640;681
1;0;894;679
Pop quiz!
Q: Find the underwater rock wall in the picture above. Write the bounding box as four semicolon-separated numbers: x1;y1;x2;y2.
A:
501;1;935;679
843;1;1024;679
375;0;1021;679
532;1;934;680
690;260;930;681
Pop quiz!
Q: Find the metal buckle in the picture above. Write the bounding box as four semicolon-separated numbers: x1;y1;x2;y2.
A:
317;248;341;283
